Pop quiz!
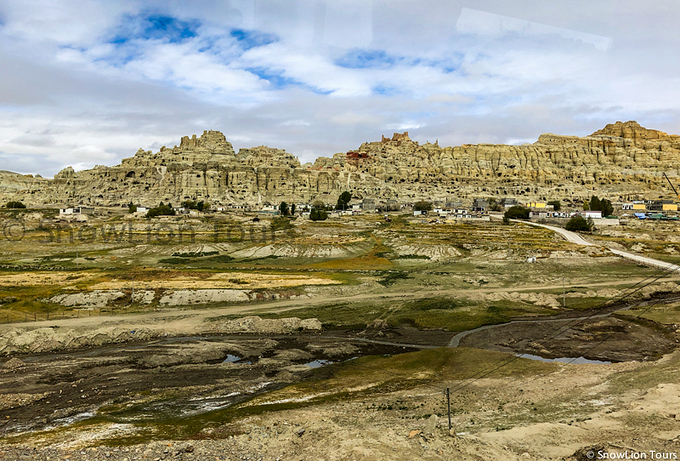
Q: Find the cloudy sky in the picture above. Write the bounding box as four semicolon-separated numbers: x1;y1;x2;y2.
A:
1;0;680;176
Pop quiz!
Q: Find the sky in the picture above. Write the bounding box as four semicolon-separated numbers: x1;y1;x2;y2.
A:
1;0;680;176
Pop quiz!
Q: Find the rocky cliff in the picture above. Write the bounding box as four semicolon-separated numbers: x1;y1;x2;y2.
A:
2;121;680;207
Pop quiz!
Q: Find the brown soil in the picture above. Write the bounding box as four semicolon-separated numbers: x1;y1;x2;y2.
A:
459;315;679;362
0;332;421;438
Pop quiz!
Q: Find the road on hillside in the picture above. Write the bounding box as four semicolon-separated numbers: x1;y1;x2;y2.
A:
519;220;680;272
515;220;594;246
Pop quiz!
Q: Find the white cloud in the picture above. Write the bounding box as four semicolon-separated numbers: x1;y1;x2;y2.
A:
329;111;383;126
1;0;680;177
1;0;131;45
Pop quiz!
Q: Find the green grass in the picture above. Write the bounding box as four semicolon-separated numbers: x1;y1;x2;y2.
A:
251;296;555;332
386;298;554;331
249;302;390;329
615;304;680;325
394;254;431;260
376;270;410;286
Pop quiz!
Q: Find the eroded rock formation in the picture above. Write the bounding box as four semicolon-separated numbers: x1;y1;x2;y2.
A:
2;121;680;207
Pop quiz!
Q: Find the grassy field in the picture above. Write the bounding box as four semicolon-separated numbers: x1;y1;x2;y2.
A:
0;211;674;328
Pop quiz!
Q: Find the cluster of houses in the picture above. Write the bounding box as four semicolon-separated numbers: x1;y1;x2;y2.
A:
621;200;678;212
55;196;680;222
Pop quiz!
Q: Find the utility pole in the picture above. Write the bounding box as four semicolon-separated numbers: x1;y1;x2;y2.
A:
446;388;451;431
563;278;566;308
131;275;134;306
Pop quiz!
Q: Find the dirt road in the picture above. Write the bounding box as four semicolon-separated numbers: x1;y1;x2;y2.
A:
520;220;680;272
2;275;674;340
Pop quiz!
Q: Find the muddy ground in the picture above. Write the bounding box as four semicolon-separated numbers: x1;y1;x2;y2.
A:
459;314;679;362
0;296;679;460
1;309;678;437
0;329;447;437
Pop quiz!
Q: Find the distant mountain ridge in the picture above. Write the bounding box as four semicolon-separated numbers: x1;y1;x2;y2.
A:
2;121;680;207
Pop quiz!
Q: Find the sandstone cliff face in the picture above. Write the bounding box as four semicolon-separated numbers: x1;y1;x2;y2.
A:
2;121;680;207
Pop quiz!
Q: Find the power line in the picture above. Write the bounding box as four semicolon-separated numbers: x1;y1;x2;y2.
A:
443;262;680;397
322;258;680;411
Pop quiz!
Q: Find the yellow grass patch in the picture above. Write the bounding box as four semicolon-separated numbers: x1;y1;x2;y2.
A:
88;272;340;290
0;272;95;287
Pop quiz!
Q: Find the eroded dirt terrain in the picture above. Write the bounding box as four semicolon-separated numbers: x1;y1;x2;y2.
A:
459;314;679;362
2;216;680;459
0;332;426;438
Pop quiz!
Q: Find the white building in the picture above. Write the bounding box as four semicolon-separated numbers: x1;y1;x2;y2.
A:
59;206;94;216
582;210;602;219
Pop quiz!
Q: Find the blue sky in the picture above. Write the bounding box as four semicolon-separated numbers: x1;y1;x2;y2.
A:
1;0;680;175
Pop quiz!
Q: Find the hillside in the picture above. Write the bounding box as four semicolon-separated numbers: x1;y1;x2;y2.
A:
2;121;680;207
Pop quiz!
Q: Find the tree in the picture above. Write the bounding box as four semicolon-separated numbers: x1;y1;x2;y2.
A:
336;191;352;210
146;202;175;218
547;200;561;211
310;201;328;221
312;200;327;211
587;195;614;216
488;198;502;212
4;201;26;209
128;202;137;213
590;196;601;213
291;203;296;215
565;216;594;232
414;200;432;211
503;206;530;222
583;199;590;211
310;208;328;221
279;201;289;216
181;200;206;211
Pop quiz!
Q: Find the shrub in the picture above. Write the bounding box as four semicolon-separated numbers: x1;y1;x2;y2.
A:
565;216;594;232
5;201;26;209
414;200;432;211
181;200;206;211
146;202;176;218
310;208;328;221
503;206;530;223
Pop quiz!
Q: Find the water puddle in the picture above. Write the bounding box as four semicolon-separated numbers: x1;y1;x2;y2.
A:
303;356;359;368
517;353;611;364
222;354;241;363
304;359;333;368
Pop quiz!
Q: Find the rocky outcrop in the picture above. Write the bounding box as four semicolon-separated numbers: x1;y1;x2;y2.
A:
211;316;323;334
0;326;155;355
3;121;680;207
